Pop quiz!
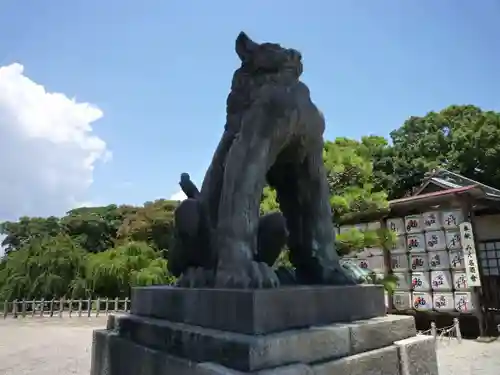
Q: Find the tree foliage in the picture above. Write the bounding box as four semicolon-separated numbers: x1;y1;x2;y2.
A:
323;137;389;219
381;105;500;199
115;200;176;251
0;234;87;300
85;241;174;299
0;200;178;300
260;136;393;265
260;137;390;221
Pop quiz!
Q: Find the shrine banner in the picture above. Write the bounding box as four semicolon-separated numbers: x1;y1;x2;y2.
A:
459;222;481;287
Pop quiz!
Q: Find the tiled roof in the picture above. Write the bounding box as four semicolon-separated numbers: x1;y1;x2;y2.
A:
389;185;481;206
413;168;500;199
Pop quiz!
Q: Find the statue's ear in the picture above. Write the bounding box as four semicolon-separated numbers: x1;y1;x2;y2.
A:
235;31;258;62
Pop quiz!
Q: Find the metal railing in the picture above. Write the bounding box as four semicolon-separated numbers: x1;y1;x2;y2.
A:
2;297;130;318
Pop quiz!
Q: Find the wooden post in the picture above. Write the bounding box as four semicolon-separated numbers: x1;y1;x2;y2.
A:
68;299;73;317
379;217;395;312
3;300;8;319
21;300;26;318
78;299;83;317
453;317;462;343
124;297;129;312
49;299;54;317
96;298;101;317
114;297;119;313
59;297;64;318
430;321;437;340
12;299;18;318
40;298;45;317
104;298;109;315
461;196;488;337
87;298;92;317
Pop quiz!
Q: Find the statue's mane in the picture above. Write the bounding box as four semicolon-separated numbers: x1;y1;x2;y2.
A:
226;66;301;115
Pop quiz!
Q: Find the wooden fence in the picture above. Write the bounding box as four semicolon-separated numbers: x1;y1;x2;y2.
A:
2;297;130;318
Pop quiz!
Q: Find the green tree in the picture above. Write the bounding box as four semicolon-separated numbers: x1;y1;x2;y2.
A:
0;234;87;300
116;200;177;252
260;137;391;220
357;135;396;194
62;205;123;253
0;216;62;254
259;137;392;266
382;105;500;199
260;186;280;215
85;241;174;298
323;138;389;221
0;200;179;300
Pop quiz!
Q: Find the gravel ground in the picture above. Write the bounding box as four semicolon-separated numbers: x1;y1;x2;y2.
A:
1;318;500;375
0;318;107;375
436;337;500;375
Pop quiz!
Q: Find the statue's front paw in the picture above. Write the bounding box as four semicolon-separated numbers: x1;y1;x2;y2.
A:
177;267;215;288
297;261;360;286
319;263;360;285
215;260;280;289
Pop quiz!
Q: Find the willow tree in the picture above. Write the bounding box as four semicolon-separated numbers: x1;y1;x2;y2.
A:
0;234;87;300
85;241;174;298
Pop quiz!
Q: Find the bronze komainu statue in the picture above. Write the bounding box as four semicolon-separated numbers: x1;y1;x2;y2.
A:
168;32;358;288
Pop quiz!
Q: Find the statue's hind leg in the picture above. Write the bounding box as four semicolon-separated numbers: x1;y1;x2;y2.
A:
170;198;216;287
283;139;358;285
255;211;288;267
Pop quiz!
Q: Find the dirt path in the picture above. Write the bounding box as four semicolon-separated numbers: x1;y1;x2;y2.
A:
1;318;499;375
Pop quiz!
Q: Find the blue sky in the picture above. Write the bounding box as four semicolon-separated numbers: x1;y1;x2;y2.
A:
1;0;500;209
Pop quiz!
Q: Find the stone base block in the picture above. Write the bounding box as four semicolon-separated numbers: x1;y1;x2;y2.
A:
130;285;386;334
91;327;439;374
395;335;439;375
90;286;439;374
91;314;427;374
111;313;416;372
314;335;439;375
313;345;400;375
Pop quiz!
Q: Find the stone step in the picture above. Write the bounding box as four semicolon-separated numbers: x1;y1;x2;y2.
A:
130;285;386;334
91;326;437;375
107;314;416;372
313;334;439;375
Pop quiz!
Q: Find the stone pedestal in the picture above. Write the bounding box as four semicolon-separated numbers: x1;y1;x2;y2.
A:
90;285;439;374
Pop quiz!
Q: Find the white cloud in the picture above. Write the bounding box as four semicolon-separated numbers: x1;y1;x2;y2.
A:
169;190;187;201
0;63;110;220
